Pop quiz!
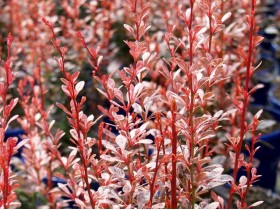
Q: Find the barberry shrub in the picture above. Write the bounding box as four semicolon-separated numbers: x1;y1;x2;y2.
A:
0;0;265;208
0;34;29;208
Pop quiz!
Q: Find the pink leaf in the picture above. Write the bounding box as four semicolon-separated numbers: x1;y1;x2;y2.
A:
7;115;19;127
75;81;85;93
116;135;127;149
152;203;165;209
100;154;117;162
222;12;232;23
102;140;117;153
239;176;247;186
249;201;263;208
108;166;125;178
138;139;153;144
61;85;70;96
124;24;135;35
15;138;29;150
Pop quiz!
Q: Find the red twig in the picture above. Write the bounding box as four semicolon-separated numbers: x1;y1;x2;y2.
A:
226;0;256;208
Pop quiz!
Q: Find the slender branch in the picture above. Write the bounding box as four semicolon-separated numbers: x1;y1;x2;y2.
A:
170;99;178;208
226;0;255;208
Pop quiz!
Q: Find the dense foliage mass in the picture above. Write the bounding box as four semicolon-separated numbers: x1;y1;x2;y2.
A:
0;0;266;208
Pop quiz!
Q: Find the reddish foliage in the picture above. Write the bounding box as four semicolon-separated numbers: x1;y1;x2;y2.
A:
0;0;265;208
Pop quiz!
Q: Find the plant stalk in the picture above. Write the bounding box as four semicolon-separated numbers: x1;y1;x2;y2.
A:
226;0;255;208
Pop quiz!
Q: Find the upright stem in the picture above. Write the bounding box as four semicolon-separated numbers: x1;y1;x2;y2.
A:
189;93;196;209
187;1;196;208
160;125;170;207
47;161;54;208
241;129;257;207
69;79;95;208
219;0;224;58
226;0;255;208
171;99;177;208
49;25;95;208
208;0;212;54
149;138;162;206
46;31;95;206
3;166;8;209
37;60;45;111
1;34;13;209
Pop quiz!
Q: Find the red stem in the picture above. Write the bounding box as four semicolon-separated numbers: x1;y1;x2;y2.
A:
170;100;177;208
2;37;13;209
208;0;212;54
37;60;45;111
241;131;256;207
68;77;95;208
48;27;95;208
149;137;163;206
160;125;170;207
187;1;196;208
226;0;255;208
3;166;9;209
